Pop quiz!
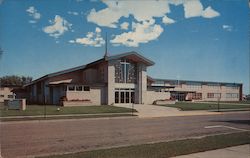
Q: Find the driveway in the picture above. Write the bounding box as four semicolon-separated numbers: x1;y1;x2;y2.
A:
115;104;220;118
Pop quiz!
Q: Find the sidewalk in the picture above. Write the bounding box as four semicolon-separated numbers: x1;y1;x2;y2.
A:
115;104;223;118
172;145;250;158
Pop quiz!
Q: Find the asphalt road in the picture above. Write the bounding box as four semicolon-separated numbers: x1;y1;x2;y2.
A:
1;112;250;158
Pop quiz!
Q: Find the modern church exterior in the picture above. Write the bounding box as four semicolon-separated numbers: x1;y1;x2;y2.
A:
23;51;243;106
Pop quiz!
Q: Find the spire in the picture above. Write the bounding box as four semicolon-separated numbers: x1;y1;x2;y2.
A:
104;32;108;58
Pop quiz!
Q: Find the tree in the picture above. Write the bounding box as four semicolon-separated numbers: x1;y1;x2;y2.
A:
0;75;32;86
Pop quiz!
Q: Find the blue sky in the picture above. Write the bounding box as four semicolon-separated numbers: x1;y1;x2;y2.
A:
0;0;249;94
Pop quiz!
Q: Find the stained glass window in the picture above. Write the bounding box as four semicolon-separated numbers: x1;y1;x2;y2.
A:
114;59;137;83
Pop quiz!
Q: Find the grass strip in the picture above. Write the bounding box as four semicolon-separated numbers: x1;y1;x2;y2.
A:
163;102;250;111
0;114;136;122
0;105;136;117
38;132;250;158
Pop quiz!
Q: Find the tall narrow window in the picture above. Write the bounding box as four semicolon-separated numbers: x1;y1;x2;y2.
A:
115;59;137;83
121;92;125;103
131;92;135;103
115;91;119;103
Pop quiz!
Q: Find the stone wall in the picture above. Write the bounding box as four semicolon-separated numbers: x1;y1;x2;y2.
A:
146;91;171;105
66;88;101;105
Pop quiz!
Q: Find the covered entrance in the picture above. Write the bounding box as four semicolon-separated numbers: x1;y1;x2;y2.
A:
171;92;187;101
115;88;135;104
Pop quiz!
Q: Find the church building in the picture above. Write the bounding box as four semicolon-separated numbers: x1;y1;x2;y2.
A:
23;51;243;106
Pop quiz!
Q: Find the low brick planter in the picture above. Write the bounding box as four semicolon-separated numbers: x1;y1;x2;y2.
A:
62;101;96;107
154;100;176;105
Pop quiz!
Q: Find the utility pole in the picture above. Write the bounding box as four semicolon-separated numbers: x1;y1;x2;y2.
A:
0;47;3;88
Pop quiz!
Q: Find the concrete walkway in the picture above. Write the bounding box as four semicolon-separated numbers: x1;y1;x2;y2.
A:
172;145;250;158
114;104;220;118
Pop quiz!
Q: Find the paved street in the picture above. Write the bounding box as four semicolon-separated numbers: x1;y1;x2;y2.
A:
1;112;249;158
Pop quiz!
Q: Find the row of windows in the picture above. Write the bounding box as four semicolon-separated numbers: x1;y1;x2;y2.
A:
207;93;239;98
67;85;90;92
207;84;220;89
225;86;239;90
207;93;221;98
192;93;202;99
226;93;239;98
0;94;14;98
186;84;202;89
157;82;240;90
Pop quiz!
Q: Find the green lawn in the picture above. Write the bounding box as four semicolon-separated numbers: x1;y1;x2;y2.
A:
38;132;250;158
163;102;250;111
205;100;250;104
0;104;136;117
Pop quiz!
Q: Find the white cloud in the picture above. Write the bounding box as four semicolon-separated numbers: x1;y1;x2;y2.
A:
26;6;41;23
67;11;79;16
202;6;220;18
71;27;105;47
183;0;203;18
181;0;220;19
68;40;75;43
162;16;175;24
43;15;72;38
111;19;163;47
29;20;37;24
87;0;170;28
95;27;101;33
87;0;219;28
86;0;220;47
222;25;233;32
120;22;129;30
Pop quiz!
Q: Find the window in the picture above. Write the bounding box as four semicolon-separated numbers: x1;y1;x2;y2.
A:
115;91;119;103
76;86;83;91
186;82;202;89
0;95;4;98
192;93;202;100
131;92;135;103
126;91;130;103
225;84;239;90
207;83;220;89
226;93;239;98
115;59;137;83
84;86;90;91
68;85;75;91
152;80;165;86
120;92;125;103
8;95;13;98
207;93;221;98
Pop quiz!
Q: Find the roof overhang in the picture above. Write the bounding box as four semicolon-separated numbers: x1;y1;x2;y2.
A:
106;51;155;66
149;85;175;88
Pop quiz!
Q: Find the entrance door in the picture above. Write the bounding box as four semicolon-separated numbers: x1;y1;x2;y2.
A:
115;88;135;104
120;92;125;103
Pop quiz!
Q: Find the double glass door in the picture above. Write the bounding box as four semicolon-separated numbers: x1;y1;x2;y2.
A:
115;89;135;104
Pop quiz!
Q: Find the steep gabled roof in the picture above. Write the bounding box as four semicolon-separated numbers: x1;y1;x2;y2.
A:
25;51;154;87
106;51;155;66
